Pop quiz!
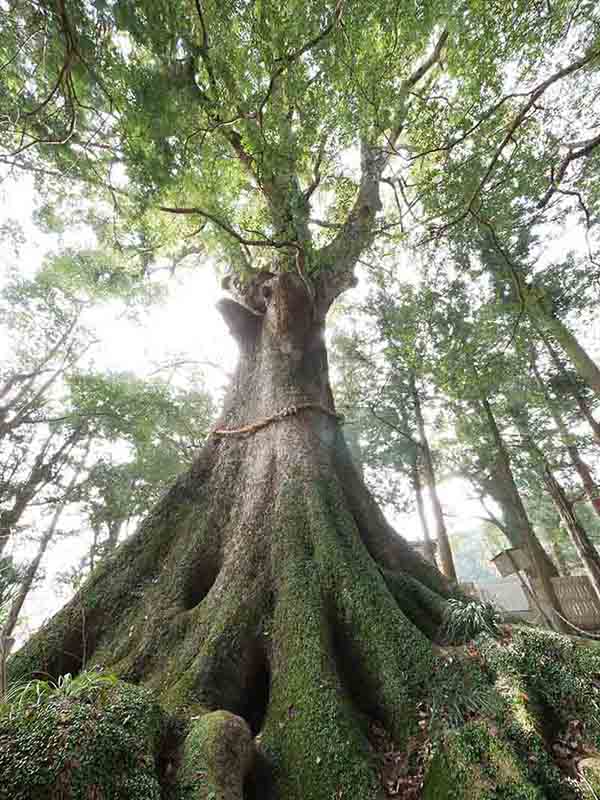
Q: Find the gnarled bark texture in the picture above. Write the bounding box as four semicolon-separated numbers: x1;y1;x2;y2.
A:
5;274;600;800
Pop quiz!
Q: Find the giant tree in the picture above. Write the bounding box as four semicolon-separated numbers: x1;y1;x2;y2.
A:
3;3;600;799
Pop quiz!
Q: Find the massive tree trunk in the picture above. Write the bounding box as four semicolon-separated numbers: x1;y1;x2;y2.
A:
5;274;600;800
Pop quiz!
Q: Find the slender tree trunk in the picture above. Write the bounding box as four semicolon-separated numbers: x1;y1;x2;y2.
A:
89;526;99;573
538;328;600;444
2;511;62;643
0;427;83;558
106;520;123;552
542;466;600;609
2;445;89;642
531;306;600;399
530;348;600;516
410;460;436;565
550;539;570;577
410;376;457;582
344;423;364;478
479;399;566;630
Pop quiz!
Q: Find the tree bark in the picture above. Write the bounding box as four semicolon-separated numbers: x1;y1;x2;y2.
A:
410;376;457;582
531;305;600;400
542;465;600;610
538;328;600;444
7;273;455;799
410;460;436;565
530;347;600;516
6;274;600;799
479;399;566;630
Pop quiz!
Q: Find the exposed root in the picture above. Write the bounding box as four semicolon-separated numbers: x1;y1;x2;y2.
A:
8;426;600;800
382;570;448;641
178;711;255;800
260;515;383;800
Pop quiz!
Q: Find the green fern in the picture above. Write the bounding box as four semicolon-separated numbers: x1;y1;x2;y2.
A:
1;670;118;719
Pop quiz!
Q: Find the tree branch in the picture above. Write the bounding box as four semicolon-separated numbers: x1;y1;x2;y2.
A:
158;205;300;250
469;47;600;212
538;131;600;208
314;29;448;308
387;27;448;151
256;11;342;120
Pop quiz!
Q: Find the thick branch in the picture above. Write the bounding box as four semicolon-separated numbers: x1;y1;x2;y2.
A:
158;206;299;251
314;29;448;308
316;139;385;307
217;298;261;344
388;28;448;151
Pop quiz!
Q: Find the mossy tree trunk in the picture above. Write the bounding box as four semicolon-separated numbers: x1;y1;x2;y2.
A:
6;274;600;800
7;272;450;797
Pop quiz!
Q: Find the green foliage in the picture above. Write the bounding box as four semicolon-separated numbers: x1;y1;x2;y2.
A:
2;3;600;798
442;599;502;644
3;0;598;283
0;679;165;800
66;369;214;566
0;670;119;720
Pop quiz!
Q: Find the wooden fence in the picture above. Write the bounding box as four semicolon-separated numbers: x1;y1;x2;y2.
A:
548;576;600;631
465;575;600;632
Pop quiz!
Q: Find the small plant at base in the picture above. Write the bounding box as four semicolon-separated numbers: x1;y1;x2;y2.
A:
442;599;502;643
0;669;118;719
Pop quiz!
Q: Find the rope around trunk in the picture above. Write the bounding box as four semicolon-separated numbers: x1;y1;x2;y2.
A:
211;402;343;437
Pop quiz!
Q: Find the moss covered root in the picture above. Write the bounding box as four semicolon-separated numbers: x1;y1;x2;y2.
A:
178;711;254;800
8;440;600;800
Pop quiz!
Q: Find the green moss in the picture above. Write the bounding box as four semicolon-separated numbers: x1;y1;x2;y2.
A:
310;477;435;742
423;722;543;800
0;681;165;800
481;628;600;750
8;447;600;800
258;478;381;800
421;627;600;800
177;711;253;800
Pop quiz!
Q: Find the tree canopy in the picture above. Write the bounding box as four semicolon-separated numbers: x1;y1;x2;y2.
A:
2;1;599;297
